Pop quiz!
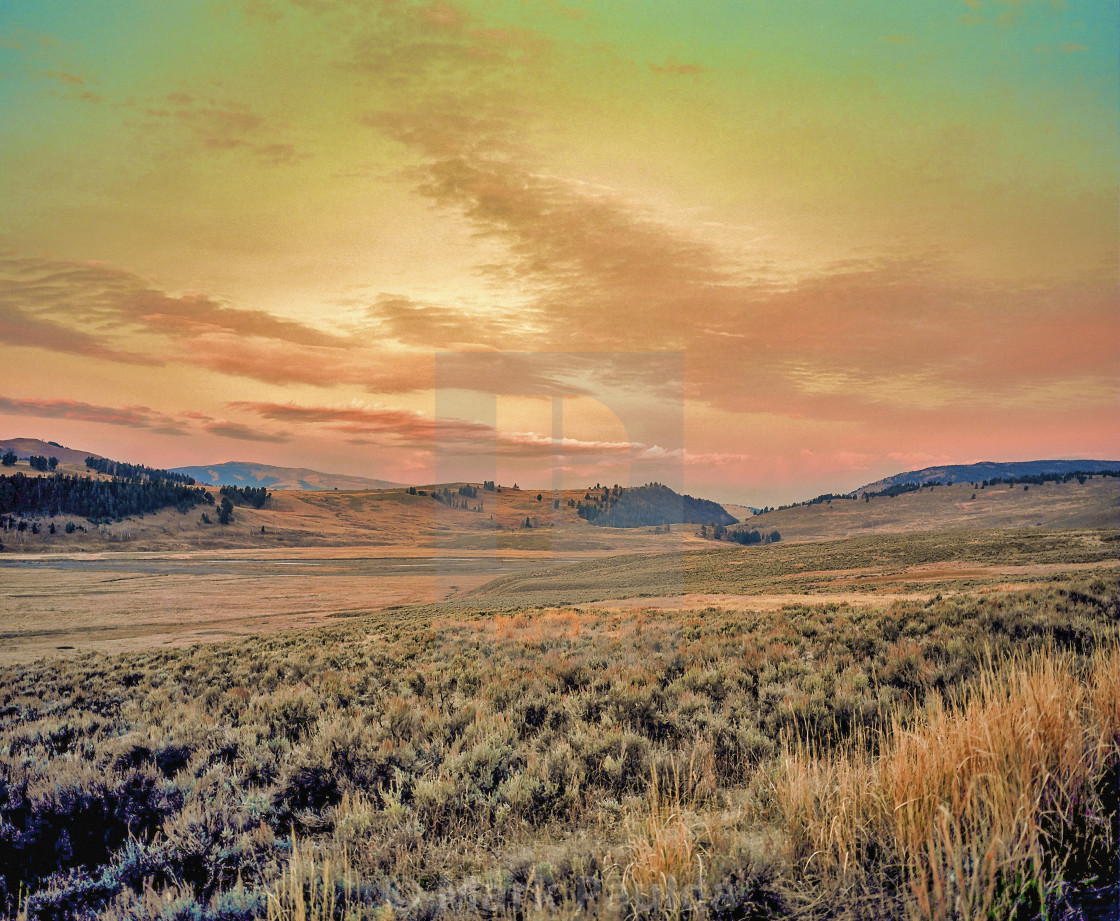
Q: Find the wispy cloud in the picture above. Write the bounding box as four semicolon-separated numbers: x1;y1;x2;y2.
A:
368;85;1119;425
648;60;704;75
0;395;191;434
229;398;674;463
203;421;292;442
0;250;432;391
229;400;491;443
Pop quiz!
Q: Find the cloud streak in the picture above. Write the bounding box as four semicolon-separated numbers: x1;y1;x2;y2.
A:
367;76;1119;425
0;395;191;435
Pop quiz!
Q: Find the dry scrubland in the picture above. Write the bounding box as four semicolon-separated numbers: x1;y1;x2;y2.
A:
1;521;1118;920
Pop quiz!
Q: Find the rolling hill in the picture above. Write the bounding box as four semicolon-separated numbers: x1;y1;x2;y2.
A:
0;437;105;466
742;476;1119;542
855;459;1120;495
580;482;738;527
170;462;401;491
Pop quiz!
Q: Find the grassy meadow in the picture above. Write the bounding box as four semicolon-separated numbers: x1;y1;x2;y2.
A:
1;522;1117;920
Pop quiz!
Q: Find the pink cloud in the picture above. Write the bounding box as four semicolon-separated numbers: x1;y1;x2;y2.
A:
0;395;192;434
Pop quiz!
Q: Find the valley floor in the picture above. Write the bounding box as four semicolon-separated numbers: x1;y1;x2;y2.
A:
0;526;1117;919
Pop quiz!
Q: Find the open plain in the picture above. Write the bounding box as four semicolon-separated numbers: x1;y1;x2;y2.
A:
0;476;1117;919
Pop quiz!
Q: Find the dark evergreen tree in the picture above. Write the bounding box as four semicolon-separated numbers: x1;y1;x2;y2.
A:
219;485;270;508
84;456;196;485
0;472;209;523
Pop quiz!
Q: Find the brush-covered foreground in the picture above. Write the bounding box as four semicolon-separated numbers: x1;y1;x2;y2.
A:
1;540;1117;921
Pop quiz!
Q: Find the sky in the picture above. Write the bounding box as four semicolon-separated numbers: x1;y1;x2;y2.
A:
0;0;1116;506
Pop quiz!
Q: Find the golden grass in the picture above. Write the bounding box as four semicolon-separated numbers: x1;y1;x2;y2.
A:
266;835;364;921
779;643;1120;919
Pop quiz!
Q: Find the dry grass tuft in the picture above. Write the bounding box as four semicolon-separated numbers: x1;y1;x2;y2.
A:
266;835;361;921
617;751;738;916
779;643;1120;919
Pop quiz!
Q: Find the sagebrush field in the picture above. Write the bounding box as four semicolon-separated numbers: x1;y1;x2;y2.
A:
1;516;1117;920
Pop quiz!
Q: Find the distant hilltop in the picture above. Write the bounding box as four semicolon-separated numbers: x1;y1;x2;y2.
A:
171;461;402;491
579;482;738;528
855;459;1120;496
0;437;105;466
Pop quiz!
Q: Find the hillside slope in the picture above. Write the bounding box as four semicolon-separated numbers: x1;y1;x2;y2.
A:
741;477;1119;542
172;461;401;491
0;437;105;466
856;459;1119;495
581;482;738;528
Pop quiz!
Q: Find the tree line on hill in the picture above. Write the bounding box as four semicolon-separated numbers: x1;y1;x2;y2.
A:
857;469;1120;501
219;484;271;508
975;469;1120;488
577;482;737;528
701;522;782;544
1;450;59;470
0;472;211;524
85;456;196;486
769;468;1120;511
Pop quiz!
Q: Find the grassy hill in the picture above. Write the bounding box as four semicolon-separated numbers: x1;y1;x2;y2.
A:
0;437;104;467
2;474;1116;554
855;458;1120;494
2;438;1118;555
0;482;692;554
579;482;737;528
171;461;402;491
2;446;1118;918
737;477;1119;543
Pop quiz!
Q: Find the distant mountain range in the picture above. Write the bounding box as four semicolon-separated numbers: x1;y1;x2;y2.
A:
170;462;401;491
855;459;1120;496
0;439;401;491
5;436;1116;501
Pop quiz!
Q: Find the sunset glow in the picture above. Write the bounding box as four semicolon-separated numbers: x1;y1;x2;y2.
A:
1;0;1116;505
